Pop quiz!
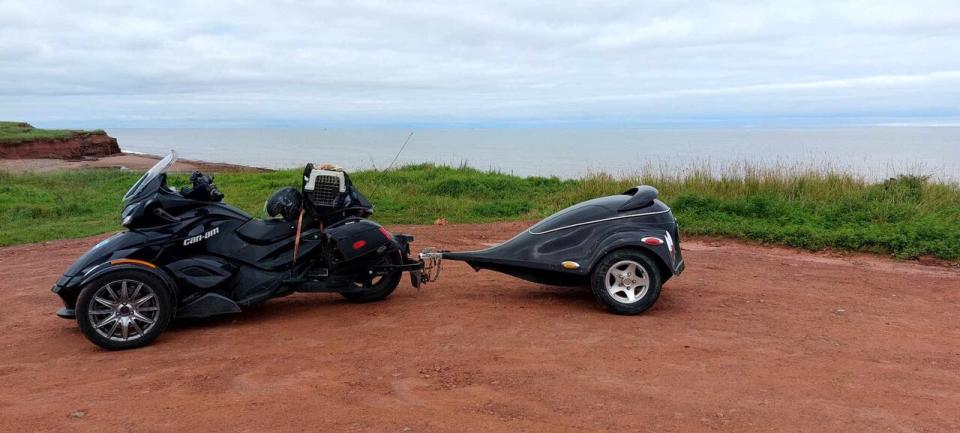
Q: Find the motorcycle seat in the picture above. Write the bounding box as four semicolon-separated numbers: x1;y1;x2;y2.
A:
236;218;298;245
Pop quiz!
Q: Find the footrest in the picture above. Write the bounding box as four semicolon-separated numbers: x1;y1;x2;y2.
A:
56;307;76;319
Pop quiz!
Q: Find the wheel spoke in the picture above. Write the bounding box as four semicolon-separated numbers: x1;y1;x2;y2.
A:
103;283;119;302
120;281;129;303
132;312;155;325
624;287;636;302
626;263;638;277
94;296;117;309
131;282;143;299
130;318;144;337
106;319;120;338
133;294;154;308
138;306;159;312
95;313;118;329
89;308;114;315
120;319;130;340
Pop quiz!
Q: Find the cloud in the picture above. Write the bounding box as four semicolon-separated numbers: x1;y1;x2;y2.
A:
0;0;958;126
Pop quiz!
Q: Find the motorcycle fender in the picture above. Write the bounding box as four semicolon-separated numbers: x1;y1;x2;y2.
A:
52;231;157;312
75;261;179;300
62;231;148;277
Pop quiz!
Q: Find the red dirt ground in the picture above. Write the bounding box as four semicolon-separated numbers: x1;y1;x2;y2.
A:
0;222;957;432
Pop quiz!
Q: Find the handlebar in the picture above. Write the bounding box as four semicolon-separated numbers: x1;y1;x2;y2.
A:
182;171;224;202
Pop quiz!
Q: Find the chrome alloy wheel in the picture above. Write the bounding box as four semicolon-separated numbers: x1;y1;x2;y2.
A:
604;260;650;304
87;279;161;342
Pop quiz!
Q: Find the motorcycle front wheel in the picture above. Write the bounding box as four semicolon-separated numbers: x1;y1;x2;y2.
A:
75;270;174;350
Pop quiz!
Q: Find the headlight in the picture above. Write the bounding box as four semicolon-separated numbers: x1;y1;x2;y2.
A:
120;203;139;227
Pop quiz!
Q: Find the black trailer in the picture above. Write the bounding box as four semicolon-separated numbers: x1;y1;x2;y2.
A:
426;186;684;314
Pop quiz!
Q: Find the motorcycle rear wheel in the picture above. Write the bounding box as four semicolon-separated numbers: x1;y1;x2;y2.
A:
340;252;402;303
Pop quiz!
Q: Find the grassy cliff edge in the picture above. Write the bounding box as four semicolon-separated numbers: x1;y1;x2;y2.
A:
1;163;958;260
0;122;106;145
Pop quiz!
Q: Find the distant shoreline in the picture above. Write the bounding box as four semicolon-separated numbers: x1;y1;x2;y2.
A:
107;126;960;181
0;152;270;173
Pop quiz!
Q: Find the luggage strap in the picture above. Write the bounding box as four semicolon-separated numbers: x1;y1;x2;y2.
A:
292;208;305;264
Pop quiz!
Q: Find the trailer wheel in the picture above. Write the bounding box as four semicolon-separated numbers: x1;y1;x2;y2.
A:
590;249;662;315
75;270;174;350
341;252;402;303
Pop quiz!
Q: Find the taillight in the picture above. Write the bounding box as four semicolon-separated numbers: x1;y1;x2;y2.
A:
352;240;367;250
378;227;393;240
641;236;663;246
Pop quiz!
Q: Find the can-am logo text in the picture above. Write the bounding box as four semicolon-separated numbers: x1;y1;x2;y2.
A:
183;227;219;246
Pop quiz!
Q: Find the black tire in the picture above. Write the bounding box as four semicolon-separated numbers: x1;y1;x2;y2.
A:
75;270;174;350
340;252;402;303
590;249;662;315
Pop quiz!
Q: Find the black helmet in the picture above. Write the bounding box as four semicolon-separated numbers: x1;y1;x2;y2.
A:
265;187;302;222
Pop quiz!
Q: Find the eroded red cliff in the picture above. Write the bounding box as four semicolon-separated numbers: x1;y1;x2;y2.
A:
0;125;120;159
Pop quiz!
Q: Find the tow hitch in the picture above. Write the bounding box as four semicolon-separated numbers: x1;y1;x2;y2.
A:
411;248;444;289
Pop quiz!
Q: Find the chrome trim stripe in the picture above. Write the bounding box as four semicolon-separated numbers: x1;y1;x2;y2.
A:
528;208;672;235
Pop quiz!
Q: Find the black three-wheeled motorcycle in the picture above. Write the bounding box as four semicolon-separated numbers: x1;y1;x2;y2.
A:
52;152;429;349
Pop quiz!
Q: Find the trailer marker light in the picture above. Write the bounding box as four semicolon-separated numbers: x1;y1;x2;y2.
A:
641;237;663;246
352;240;367;250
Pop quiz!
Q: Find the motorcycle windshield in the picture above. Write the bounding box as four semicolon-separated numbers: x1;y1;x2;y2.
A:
123;151;177;202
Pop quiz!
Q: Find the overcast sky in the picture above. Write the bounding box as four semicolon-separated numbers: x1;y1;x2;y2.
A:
1;0;959;128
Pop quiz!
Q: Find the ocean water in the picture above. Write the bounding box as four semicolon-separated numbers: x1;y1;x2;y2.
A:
107;127;960;181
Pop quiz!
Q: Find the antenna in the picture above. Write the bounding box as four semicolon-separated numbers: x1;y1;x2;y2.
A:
386;132;414;171
367;131;414;198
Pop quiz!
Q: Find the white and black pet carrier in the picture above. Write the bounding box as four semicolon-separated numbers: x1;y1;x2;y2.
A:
301;163;373;223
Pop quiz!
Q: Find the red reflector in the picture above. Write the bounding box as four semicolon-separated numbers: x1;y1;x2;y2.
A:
352;240;367;250
378;227;393;240
641;237;663;246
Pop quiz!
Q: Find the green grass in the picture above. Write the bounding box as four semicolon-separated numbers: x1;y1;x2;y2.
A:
0;121;105;145
1;163;958;260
